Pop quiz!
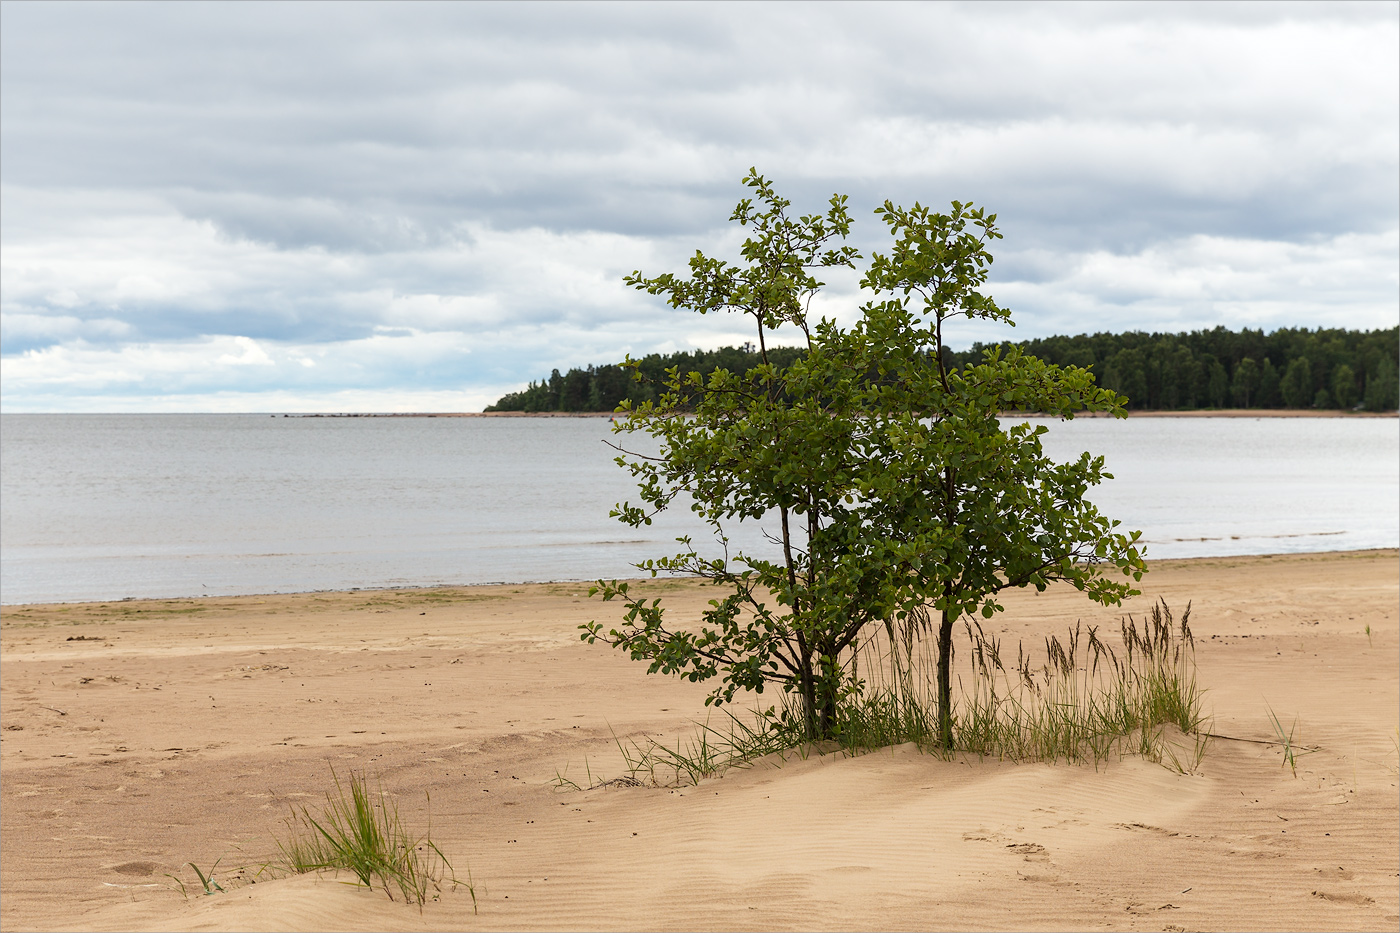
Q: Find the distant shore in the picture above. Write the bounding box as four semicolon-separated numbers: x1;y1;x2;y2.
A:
280;408;1398;418
1023;408;1398;418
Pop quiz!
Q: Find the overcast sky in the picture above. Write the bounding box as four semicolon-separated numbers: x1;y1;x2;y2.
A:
2;1;1396;412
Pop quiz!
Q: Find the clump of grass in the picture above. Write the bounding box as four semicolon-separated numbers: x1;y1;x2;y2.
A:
1265;703;1315;777
609;712;799;786
186;859;225;895
550;757;595;792
610;723;726;787
276;768;472;912
562;712;801;789
166;859;226;897
564;600;1209;787
166;854;286;899
829;603;941;753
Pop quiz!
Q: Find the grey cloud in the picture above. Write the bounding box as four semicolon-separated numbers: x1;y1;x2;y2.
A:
169;192;454;253
2;300;375;353
1;1;1395;408
6;2;1392;249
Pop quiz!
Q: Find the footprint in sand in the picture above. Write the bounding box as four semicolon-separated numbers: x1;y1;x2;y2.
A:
1006;842;1049;862
111;861;161;877
1311;890;1374;906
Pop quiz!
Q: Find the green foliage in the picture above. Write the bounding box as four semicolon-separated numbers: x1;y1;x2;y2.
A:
561;600;1207;784
842;599;1206;768
1258;358;1282;408
484;345;804;412
488;323;1399;413
604;713;797;787
583;171;1145;745
1332;363;1359;409
166;859;227;897
1265;704;1318;777
277;769;469;912
951;325;1397;411
1280;357;1313;408
1231;357;1261;408
1365;357;1399;412
1207;360;1229;408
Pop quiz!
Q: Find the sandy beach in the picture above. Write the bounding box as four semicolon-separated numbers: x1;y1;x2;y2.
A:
1;550;1396;932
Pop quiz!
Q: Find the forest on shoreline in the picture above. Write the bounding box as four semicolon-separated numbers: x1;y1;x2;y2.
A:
485;326;1400;413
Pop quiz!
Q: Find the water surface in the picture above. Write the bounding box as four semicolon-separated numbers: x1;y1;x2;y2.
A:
2;414;1395;604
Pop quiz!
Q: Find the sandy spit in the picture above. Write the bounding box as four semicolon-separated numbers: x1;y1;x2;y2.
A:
2;550;1396;932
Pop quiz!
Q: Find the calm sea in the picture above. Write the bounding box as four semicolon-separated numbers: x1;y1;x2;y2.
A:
1;414;1396;605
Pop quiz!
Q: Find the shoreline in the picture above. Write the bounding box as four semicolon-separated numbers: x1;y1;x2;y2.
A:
4;547;1397;610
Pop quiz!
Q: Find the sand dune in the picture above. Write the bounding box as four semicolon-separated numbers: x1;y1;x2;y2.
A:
2;550;1396;932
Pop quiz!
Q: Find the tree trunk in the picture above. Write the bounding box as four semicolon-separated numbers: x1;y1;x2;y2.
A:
936;605;955;749
796;641;841;742
818;692;836;740
797;644;819;741
816;643;837;740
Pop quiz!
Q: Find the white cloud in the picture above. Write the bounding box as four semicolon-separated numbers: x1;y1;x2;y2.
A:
216;336;274;367
0;2;1395;410
983;230;1400;340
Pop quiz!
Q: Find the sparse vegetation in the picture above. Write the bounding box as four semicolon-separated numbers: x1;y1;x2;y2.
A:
166;859;226;897
1265;704;1316;778
942;599;1206;766
608;715;797;787
276;768;471;912
587;171;1145;746
570;600;1209;786
841;600;1209;768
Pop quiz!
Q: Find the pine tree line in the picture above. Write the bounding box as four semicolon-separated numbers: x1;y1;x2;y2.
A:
486;326;1399;413
485;344;804;412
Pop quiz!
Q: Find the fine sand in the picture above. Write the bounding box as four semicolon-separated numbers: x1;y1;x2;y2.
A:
2;550;1396;932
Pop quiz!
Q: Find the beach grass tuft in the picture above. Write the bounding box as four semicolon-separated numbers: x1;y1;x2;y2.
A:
606;713;799;787
276;768;472;912
1265;703;1315;777
839;599;1209;767
166;859;226;898
562;715;795;789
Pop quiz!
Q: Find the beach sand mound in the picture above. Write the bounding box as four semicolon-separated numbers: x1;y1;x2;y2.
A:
2;551;1396;931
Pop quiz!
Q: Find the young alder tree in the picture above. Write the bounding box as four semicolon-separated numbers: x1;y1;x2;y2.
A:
852;200;1146;746
582;171;1145;745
